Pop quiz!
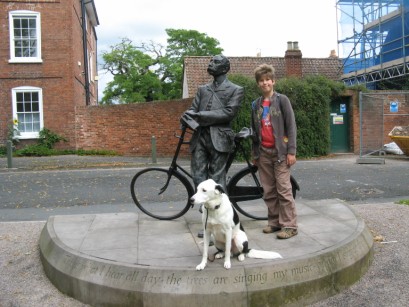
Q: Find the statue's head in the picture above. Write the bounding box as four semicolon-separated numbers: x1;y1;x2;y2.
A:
207;55;230;77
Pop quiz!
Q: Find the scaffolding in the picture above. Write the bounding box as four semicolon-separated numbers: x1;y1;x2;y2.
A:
337;0;409;89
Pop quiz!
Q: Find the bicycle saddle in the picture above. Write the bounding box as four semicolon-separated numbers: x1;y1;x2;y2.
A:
235;127;253;139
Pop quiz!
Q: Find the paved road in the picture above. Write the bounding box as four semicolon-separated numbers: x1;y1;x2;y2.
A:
1;154;408;221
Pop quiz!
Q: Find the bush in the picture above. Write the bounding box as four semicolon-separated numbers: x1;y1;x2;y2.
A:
76;149;118;156
228;74;260;160
38;128;67;149
14;144;58;157
228;74;346;159
14;146;119;157
0;145;6;156
229;74;260;132
11;128;119;157
14;127;67;157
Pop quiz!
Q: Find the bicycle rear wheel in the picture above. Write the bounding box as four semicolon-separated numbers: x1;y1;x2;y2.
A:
130;168;194;220
228;167;300;221
227;167;267;220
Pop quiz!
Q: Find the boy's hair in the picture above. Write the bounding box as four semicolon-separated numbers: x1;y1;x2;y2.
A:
254;64;276;82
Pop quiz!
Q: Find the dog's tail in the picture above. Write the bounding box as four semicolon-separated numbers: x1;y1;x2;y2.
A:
246;249;282;259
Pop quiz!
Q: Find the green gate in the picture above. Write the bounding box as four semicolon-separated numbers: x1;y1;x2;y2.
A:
330;98;350;153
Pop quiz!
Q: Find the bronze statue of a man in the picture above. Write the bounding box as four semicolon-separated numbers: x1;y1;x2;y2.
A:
182;55;244;191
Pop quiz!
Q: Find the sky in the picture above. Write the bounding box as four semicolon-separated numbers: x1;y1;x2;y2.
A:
93;0;339;99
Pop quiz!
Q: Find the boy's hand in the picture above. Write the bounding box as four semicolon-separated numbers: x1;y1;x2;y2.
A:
287;154;296;166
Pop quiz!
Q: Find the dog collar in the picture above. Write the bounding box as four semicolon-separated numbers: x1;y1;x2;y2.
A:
205;205;220;210
204;205;220;230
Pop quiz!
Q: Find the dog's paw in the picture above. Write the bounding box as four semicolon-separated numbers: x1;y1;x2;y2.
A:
238;254;245;262
224;261;231;269
196;262;207;271
215;252;225;259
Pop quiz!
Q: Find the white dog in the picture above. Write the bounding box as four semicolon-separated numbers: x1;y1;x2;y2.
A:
190;179;282;270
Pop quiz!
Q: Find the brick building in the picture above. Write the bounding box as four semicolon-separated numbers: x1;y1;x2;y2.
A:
0;0;99;148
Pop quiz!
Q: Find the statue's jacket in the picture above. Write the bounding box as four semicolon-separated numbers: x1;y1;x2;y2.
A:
188;79;244;153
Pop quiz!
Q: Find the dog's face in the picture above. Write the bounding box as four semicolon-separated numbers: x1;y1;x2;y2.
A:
190;179;225;210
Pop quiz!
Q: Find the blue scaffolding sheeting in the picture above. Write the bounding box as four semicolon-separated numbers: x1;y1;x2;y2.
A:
337;0;409;88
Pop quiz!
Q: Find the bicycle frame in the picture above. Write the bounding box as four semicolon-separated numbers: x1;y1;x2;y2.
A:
225;128;264;203
159;125;194;195
163;121;266;198
167;122;265;203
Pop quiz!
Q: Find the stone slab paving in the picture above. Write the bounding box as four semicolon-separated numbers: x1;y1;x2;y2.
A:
39;199;373;307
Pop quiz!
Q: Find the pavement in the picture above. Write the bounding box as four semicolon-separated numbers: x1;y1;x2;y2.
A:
39;198;373;306
0;154;160;171
1;153;409;306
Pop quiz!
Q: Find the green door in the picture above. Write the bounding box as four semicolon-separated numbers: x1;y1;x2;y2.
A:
330;98;350;153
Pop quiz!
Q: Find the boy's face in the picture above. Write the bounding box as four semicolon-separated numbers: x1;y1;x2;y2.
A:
257;75;275;95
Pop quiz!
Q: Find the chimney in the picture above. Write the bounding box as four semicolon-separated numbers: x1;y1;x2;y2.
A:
285;41;302;78
287;41;293;50
256;48;261;57
329;49;338;58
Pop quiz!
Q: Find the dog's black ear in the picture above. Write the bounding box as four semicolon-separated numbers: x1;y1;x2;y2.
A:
215;184;225;194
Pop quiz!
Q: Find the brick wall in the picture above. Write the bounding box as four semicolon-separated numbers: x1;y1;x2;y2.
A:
74;92;408;157
75;98;193;157
347;90;360;153
383;94;409;144
353;91;409;154
362;100;384;151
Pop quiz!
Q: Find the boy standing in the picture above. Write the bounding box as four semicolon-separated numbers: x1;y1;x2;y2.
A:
250;64;298;239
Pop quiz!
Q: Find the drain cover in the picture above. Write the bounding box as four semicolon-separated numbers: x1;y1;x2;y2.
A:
353;187;384;195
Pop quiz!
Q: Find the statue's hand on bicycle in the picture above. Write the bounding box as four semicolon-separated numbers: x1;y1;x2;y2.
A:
180;111;199;130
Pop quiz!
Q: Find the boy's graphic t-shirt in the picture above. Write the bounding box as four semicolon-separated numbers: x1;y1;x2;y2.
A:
261;99;274;148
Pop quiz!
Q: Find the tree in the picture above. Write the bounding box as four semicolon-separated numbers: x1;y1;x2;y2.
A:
161;29;223;98
100;30;223;104
101;38;164;104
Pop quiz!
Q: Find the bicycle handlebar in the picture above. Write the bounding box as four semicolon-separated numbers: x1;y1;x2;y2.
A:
235;127;253;140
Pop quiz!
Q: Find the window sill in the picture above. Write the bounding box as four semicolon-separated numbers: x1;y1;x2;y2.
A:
9;58;43;64
15;134;40;140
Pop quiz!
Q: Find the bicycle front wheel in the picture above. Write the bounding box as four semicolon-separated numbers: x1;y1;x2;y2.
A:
227;167;267;220
130;168;194;220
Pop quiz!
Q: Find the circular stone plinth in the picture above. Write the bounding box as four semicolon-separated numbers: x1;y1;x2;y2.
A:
39;199;373;306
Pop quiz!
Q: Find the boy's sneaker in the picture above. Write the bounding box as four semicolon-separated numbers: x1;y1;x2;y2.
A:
277;228;298;239
263;226;281;234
